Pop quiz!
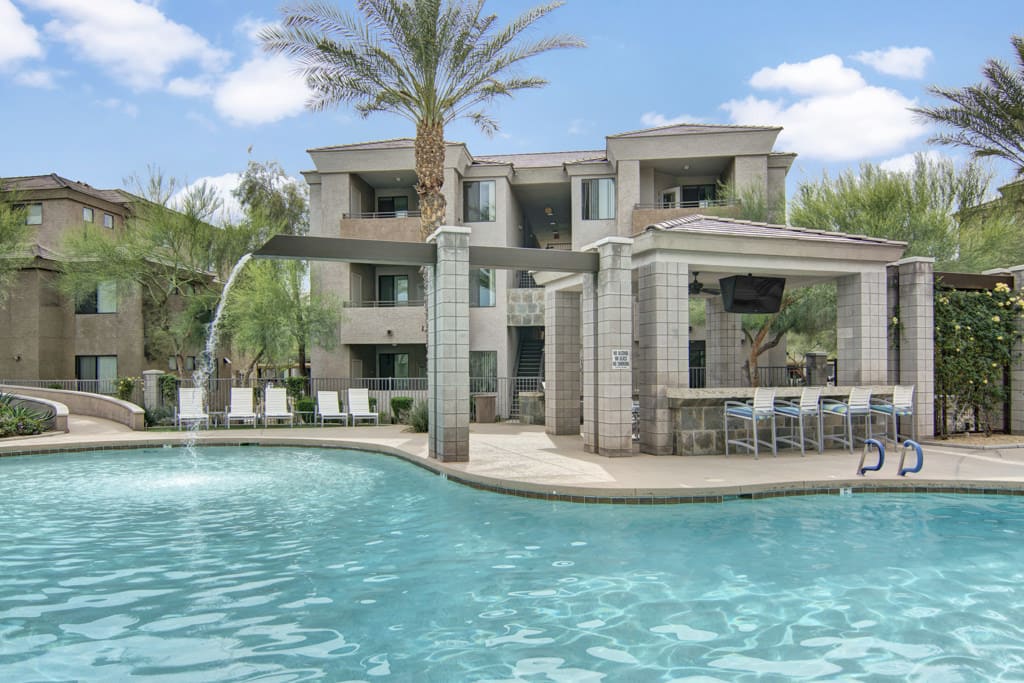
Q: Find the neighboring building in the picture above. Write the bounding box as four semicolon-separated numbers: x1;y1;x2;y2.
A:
303;123;796;392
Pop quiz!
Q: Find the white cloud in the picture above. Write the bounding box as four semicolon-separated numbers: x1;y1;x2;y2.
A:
14;68;56;88
724;55;927;161
749;54;865;95
173;173;244;224
167;76;214;97
879;150;945;173
213;54;309;126
0;0;43;65
24;0;229;90
99;97;139;118
640;112;704;128
853;47;933;79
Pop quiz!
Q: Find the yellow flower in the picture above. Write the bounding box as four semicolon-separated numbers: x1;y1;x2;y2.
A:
995;282;1011;293
955;324;961;331
998;335;1004;341
993;315;1001;323
891;316;899;325
993;362;999;368
983;378;989;384
987;290;993;297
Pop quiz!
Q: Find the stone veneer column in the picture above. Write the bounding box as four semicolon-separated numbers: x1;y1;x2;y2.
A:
426;226;471;462
895;257;935;438
705;297;743;387
637;261;688;454
544;289;581;434
142;369;164;411
581;237;634;456
1011;265;1024;434
836;271;888;385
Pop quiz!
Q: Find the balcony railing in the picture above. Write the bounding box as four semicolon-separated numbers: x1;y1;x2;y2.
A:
343;299;426;308
342;210;422;219
634;198;739;210
544;242;572;251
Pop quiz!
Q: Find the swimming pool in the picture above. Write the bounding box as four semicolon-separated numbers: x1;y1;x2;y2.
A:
2;446;1023;680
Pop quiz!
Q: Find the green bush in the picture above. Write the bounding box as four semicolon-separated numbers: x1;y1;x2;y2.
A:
285;376;308;401
115;376;137;402
160;374;178;405
369;396;378;412
295;396;316;423
0;393;53;437
144;406;175;428
390;396;414;423
408;400;429;432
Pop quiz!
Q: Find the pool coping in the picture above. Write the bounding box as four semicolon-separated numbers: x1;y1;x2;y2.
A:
5;433;1024;505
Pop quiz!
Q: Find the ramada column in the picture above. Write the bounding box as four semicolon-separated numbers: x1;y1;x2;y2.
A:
581;237;634;457
544;288;581;434
705;297;743;387
836;270;888;385
426;226;471;462
637;260;688;454
895;257;935;438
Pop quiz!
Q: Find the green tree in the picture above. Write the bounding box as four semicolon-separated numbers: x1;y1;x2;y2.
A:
260;0;583;240
0;183;33;304
912;35;1024;177
222;161;342;379
59;171;225;375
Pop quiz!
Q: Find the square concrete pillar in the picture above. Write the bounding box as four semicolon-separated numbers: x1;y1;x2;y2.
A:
705;297;744;387
581;237;634;456
544;289;581;434
894;257;935;438
1011;265;1024;434
836;270;888;385
426;226;471;462
637;261;688;454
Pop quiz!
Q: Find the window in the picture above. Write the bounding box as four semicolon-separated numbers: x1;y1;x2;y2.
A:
76;355;117;393
75;281;117;314
103;213;114;229
25;203;42;225
470;268;495;307
83;207;94;222
376;196;409;216
378;274;409;306
464;180;496;222
168;356;196;372
581;178;615;220
379;352;409;378
682;184;716;206
470;350;497;392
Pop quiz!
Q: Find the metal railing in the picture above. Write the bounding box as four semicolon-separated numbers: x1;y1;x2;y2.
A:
342;211;422;219
544;242;572;250
633;198;739;210
0;378;144;406
342;299;426;308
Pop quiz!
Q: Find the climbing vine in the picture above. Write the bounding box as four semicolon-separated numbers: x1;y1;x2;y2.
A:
934;281;1022;435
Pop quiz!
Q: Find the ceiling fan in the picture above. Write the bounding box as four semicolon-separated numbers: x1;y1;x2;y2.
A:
689;272;721;296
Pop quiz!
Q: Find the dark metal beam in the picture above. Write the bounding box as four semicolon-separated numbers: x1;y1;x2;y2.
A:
469;245;598;273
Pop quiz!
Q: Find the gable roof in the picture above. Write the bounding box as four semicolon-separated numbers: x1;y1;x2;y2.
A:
645;214;906;247
2;173;133;206
609;122;783;138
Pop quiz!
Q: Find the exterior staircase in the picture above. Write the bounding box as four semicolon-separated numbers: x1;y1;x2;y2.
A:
511;336;545;419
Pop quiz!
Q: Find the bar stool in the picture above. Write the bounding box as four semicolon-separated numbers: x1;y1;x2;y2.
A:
774;386;823;455
821;387;873;452
725;387;777;459
871;385;916;445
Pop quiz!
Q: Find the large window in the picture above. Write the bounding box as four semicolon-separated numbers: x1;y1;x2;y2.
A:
470;268;495;307
378;274;409;306
464;180;496;222
168;356;196;372
76;355;117;393
379;352;409;378
581;178;615;220
75;281;117;314
83;207;94;222
470;350;497;392
376;196;409;216
25;203;42;225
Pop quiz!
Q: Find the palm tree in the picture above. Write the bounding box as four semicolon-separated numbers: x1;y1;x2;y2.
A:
913;35;1024;177
261;0;584;240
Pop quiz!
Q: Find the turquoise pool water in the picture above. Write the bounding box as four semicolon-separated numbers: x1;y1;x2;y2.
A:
2;447;1023;681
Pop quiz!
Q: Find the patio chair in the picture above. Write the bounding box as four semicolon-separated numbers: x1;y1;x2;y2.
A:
871;385;916;445
774;386;823;456
175;387;209;430
347;388;379;426
225;387;258;428
821;387;873;452
724;387;777;459
263;387;294;427
316;390;349;427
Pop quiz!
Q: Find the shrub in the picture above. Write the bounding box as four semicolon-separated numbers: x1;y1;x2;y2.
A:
369;396;378;412
0;393;53;437
408;400;429;432
285;376;308;401
115;376;137;402
390;396;414;423
294;396;316;423
144;406;175;428
160;374;178;405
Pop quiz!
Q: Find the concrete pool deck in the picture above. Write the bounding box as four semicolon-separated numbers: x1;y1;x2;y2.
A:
4;416;1024;502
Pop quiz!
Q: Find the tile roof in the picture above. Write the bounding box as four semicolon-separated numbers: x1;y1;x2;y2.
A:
1;173;131;205
645;214;906;247
472;150;607;168
609;122;782;138
307;138;418;152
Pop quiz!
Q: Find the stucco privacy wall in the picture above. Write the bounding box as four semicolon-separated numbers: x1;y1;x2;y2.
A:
0;385;143;431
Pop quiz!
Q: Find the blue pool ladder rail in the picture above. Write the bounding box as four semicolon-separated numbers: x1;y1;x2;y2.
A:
897;439;924;476
857;438;885;476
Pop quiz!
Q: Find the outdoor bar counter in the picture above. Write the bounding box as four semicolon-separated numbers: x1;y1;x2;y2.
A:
666;385;896;456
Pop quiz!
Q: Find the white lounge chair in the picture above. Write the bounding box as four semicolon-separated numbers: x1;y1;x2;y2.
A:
347;388;379;426
226;387;258;428
263;387;294;427
316;390;349;426
176;387;209;430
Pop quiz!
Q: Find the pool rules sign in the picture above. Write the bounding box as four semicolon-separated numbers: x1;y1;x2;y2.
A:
612;349;630;370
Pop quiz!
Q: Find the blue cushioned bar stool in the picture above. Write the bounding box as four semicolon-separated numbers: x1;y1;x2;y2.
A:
871;385;916;445
774;386;823;456
725;387;777;459
821;387;873;453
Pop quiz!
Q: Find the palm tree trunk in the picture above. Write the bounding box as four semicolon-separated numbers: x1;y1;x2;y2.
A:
415;121;447;242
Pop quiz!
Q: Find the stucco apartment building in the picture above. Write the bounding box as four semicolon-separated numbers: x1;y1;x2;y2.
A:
304;123;796;391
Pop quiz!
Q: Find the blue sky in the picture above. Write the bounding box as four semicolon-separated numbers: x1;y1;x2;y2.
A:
1;0;1020;220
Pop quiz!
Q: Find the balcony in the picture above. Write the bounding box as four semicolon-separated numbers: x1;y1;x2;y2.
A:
339;300;426;344
631;199;742;232
340;211;422;242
